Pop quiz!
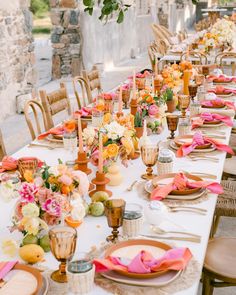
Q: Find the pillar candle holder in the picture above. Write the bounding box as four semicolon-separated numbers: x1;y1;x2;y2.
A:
89;172;112;197
76;152;92;175
130;99;138;116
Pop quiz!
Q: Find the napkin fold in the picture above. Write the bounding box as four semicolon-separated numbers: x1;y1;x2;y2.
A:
0;261;18;280
94;248;192;274
201;99;236;110
176;131;234;157
0;156;43;173
150;172;223;200
208;75;235;83
74;107;93;118
191;112;233;129
208;86;236;95
37;126;64;140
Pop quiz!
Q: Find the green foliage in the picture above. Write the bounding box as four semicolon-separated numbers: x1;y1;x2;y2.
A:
83;0;131;23
134;112;143;127
30;0;49;17
161;88;174;102
32;27;50;34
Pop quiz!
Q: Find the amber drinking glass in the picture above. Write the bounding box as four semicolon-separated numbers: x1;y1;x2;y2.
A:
104;199;126;242
141;144;159;180
166;115;179;139
49;226;77;283
188;84;198;101
178;95;190;117
195;74;205;86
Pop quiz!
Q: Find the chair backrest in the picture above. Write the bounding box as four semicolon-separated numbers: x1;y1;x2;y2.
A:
73;76;91;108
215;52;236;76
24;100;49;140
159;25;174;39
151;24;171;49
180;51;208;65
39;82;71;129
0;129;6;161
82;65;102;104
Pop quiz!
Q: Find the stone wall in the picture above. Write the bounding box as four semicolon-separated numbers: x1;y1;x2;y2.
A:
0;0;36;122
50;0;81;79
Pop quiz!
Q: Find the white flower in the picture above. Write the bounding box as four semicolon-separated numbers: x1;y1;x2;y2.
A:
0;180;20;202
104;121;125;140
21;217;40;236
71;203;86;221
83;126;96;145
48;166;59;176
22;203;40;218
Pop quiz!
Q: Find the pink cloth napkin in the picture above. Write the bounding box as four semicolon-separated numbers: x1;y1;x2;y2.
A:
74;107;93;118
38;126;64;140
208;75;235;83
192;112;233;129
150;172;223;200
176;132;234;157
0;261;18;280
0;156;18;173
94;248;192;274
208;86;236;95
201;99;236;110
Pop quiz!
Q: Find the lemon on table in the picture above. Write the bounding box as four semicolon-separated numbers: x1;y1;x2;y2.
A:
19;244;44;264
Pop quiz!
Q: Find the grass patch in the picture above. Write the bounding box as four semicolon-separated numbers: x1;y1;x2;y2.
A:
33;27;51;35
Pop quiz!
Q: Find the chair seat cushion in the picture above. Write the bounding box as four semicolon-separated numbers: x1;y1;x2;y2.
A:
223;157;236;175
204;237;236;279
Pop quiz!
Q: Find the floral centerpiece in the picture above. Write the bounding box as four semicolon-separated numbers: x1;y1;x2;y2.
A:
210;17;235;49
8;163;89;248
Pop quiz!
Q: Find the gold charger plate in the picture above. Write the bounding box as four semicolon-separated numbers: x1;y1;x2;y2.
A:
169;140;216;153
201;104;225;109
152;173;202;195
174;135;212;150
104;239;172;279
216;92;233;98
145;180;206;200
46;134;63;143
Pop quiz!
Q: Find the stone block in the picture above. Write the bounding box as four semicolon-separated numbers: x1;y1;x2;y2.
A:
5;17;12;25
52;55;61;79
60;34;70;44
50;10;62;25
49;0;58;8
51;33;61;43
62;10;70;28
69;44;80;55
69;33;80;44
69;10;79;25
53;26;64;34
59;0;77;8
71;57;81;77
52;43;65;49
16;93;32;114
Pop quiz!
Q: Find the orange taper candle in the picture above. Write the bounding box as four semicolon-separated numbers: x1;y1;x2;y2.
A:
78;115;83;153
98;133;103;174
118;85;123;113
183;70;190;95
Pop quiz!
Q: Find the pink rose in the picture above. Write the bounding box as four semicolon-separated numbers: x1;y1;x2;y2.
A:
42;198;61;217
36;187;54;204
19;183;38;203
72;170;89;196
148;105;159;117
42;212;60;226
90;150;99;166
58;174;73;186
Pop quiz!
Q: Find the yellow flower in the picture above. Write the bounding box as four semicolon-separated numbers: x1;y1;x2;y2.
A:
121;137;134;155
106;144;119;158
102;134;109;145
2;239;18;257
24;170;34;183
21;217;40;236
22;203;39;218
103;113;112;125
103;148;109;159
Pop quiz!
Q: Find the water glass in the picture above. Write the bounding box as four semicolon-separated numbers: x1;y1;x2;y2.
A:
122;203;143;237
63;131;77;151
92;110;104;127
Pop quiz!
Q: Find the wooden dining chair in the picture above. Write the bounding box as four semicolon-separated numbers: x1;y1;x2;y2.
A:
39;82;71;129
214;52;236;76
73;76;91;108
24;100;49;140
82;65;102;104
202;237;236;294
0;129;7;161
151;24;171;50
180;51;208;65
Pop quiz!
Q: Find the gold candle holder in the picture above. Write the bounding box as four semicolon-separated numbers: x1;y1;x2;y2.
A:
104;199;126;242
178;95;190;118
166;115;179;139
49;226;77;283
141;144;159;180
89;171;112;198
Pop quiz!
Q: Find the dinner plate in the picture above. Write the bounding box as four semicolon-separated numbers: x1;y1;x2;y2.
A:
169;140;216;153
104;239;172;279
216;93;233;98
152;173;202;195
39;275;49;295
174;135;212;149
46;134;63;143
3;264;43;295
144;180;206;200
102;269;182;287
201;104;225;109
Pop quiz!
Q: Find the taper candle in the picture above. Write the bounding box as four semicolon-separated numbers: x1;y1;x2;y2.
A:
78;115;83;153
118;85;123;113
133;70;136;100
152;76;154;94
98;133;103;174
183;70;190;95
143;119;147;136
154;56;158;78
186;46;190;60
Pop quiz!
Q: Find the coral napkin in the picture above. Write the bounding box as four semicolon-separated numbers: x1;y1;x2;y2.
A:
201;99;236;110
176;132;234;157
0;261;18;280
208;75;236;83
150;172;223;200
94;248;192;274
38;126;64;140
208;86;236;95
191;112;233;129
0;156;43;173
74;107;93;118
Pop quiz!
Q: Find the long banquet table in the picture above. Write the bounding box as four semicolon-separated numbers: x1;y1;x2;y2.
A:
0;100;234;294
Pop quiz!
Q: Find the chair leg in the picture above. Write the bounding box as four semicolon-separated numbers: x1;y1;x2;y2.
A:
210;215;220;238
202;271;214;295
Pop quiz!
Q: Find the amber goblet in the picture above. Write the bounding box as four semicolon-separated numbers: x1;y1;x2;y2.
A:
166;115;179;139
178;95;190;117
195;74;205;86
104;199;126;242
141;144;159;180
49;226;77;283
188;84;198;102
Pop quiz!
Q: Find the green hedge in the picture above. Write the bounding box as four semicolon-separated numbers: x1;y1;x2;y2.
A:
30;0;49;17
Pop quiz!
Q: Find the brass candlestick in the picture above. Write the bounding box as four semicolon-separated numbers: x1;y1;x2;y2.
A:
130;99;138;116
166;115;179;139
178;95;190;118
89;172;112;197
105;199;126;242
76;152;92;175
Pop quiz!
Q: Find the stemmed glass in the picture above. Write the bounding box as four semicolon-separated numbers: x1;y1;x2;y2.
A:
166;115;179;139
104;199;126;242
178;95;190;117
141;144;159;180
188;84;198;102
49;226;77;283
